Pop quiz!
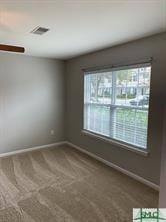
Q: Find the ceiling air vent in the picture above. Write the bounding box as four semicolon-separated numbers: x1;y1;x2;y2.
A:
31;26;50;35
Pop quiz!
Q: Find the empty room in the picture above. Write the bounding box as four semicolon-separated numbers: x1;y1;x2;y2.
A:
0;0;166;221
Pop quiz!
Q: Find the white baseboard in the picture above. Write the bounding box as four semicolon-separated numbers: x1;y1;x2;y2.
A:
66;141;159;191
0;141;66;158
0;140;159;191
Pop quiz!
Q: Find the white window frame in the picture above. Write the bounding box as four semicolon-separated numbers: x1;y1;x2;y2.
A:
82;63;151;155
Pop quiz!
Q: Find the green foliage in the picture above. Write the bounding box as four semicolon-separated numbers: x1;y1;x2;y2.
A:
116;109;148;127
117;94;135;99
90;105;148;127
117;69;134;84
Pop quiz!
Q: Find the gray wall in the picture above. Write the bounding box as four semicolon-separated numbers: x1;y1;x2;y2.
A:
65;33;166;185
0;33;165;185
0;52;65;153
159;106;166;207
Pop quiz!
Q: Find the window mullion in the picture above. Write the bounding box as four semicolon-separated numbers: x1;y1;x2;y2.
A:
109;72;117;138
112;71;116;105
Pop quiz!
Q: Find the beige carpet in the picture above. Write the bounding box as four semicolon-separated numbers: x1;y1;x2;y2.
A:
0;145;158;222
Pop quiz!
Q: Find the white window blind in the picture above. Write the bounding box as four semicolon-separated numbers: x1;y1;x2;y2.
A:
84;64;151;149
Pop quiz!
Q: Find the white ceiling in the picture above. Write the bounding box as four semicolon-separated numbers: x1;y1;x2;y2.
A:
0;0;166;59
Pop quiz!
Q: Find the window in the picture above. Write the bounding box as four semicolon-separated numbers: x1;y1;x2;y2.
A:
83;63;151;150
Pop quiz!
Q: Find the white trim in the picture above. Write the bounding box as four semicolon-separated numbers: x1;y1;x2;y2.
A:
0;141;66;158
66;141;159;191
0;140;159;191
82;130;149;156
83;60;152;74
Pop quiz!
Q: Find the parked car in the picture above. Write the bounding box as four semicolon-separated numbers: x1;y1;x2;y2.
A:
130;95;149;106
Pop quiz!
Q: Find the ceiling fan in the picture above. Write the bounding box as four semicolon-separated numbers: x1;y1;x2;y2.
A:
0;44;25;53
0;10;25;53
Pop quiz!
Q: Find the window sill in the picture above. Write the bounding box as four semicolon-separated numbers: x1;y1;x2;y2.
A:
82;130;149;157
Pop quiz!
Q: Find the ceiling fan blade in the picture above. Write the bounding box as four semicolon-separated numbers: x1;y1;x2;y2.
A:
0;44;25;53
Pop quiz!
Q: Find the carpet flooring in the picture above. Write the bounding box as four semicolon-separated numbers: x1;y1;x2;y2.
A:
0;145;158;222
